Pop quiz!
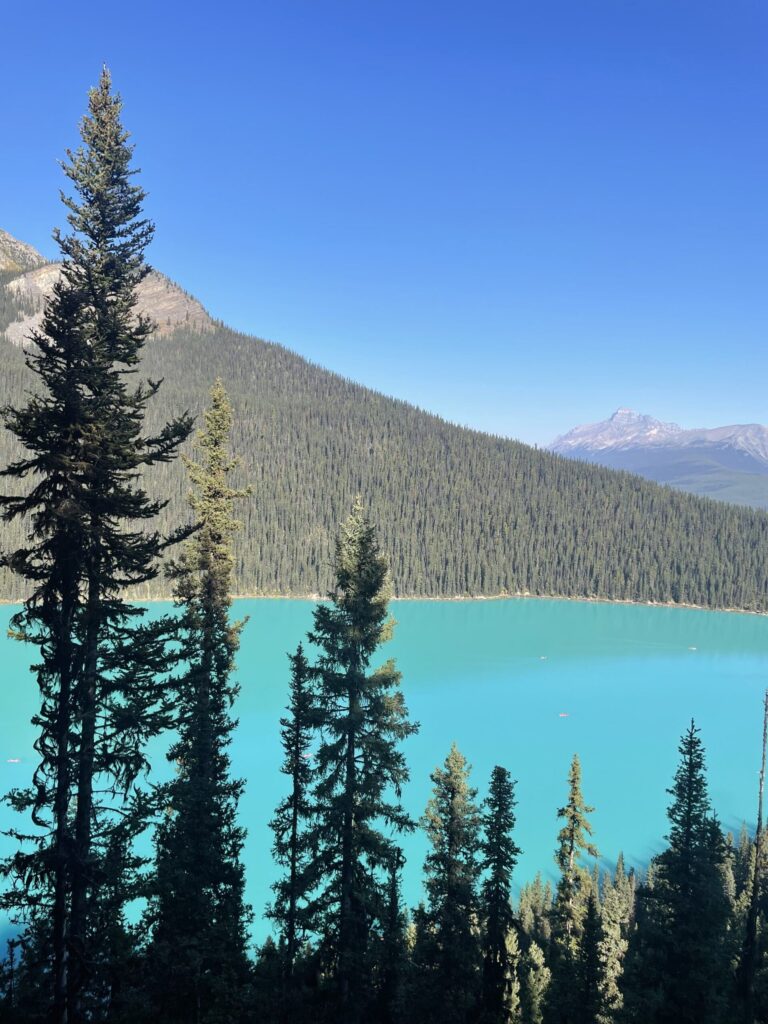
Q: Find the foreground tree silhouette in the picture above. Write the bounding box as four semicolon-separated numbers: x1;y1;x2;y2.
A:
145;380;251;1023
269;642;316;1012
545;754;599;1024
416;743;482;1024
306;497;418;1023
480;765;522;1023
623;722;730;1024
0;68;191;1023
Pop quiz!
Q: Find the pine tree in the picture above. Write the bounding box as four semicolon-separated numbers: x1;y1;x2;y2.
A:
623;722;730;1024
306;497;418;1023
546;754;599;1024
519;874;553;950
576;891;603;1024
145;379;251;1023
373;852;408;1024
595;862;631;1024
418;743;482;1024
269;643;316;1000
520;941;551;1024
480;765;522;1023
0;68;192;1023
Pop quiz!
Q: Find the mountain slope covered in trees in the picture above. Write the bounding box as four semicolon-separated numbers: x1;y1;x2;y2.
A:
1;231;768;609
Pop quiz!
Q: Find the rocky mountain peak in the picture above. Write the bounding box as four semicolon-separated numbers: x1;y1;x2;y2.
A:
0;229;214;346
551;409;682;453
0;229;47;274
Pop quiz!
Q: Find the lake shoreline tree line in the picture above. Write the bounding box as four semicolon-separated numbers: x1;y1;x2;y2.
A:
1;71;767;1024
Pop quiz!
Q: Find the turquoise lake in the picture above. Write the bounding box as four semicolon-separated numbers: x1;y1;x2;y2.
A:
1;597;767;940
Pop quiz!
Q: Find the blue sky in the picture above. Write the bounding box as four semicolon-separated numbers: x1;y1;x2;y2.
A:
2;1;766;444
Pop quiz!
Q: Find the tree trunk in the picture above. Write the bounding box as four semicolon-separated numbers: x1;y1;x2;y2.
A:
68;575;100;1023
52;594;76;1024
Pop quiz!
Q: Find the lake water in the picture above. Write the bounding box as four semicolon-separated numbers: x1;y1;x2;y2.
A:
1;597;767;940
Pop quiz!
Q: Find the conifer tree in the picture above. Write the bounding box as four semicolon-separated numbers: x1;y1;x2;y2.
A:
269;643;316;992
418;743;482;1024
145;379;251;1024
546;754;599;1024
595;862;631;1023
0;69;192;1023
576;891;603;1024
480;765;522;1023
374;852;409;1024
519;874;553;950
306;497;417;1023
623;722;730;1024
520;941;551;1024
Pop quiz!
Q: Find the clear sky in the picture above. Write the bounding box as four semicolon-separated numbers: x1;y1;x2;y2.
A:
2;1;766;444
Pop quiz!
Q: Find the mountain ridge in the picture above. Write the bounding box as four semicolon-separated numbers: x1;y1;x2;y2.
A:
552;408;768;465
550;409;768;509
0;228;47;274
2;256;215;346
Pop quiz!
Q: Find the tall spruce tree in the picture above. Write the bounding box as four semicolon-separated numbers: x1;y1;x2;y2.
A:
546;754;599;1024
145;379;251;1023
623;722;730;1024
269;643;316;996
373;851;409;1024
0;69;192;1023
520;942;551;1024
480;765;522;1024
417;743;482;1024
594;861;631;1024
575;891;603;1024
306;497;417;1023
519;874;553;951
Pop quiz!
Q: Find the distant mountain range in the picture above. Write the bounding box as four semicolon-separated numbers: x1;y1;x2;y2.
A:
550;409;768;510
2;228;768;610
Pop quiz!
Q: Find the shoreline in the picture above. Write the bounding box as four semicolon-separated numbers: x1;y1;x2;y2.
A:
1;590;765;617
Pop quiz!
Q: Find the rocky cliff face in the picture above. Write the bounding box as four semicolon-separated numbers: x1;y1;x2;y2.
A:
2;255;214;347
0;229;47;273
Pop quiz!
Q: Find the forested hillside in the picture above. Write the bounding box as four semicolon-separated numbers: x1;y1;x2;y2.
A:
1;257;768;608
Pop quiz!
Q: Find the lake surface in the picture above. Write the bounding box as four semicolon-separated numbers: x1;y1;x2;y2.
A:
1;597;767;940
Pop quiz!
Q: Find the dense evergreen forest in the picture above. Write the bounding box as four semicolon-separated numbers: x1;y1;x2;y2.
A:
2;70;768;1024
3;232;768;610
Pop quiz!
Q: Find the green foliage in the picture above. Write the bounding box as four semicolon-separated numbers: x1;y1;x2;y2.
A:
520;941;551;1024
623;722;732;1024
268;643;317;990
546;754;600;1024
416;744;483;1024
480;765;522;1023
144;380;252;1024
303;498;418;1022
2;290;768;608
594;859;632;1024
0;68;191;1023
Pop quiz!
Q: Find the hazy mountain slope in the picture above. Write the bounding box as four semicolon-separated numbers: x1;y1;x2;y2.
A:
551;409;768;510
1;233;768;609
